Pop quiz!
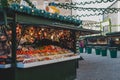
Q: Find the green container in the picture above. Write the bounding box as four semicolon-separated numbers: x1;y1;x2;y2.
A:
101;47;107;56
109;47;117;58
87;46;92;54
79;47;84;53
95;46;101;55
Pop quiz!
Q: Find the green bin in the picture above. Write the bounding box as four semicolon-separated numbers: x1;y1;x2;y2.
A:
79;47;84;53
95;46;101;55
101;47;107;56
87;46;92;54
109;47;117;58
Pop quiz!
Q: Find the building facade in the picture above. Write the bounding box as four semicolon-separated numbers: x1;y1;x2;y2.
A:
103;1;120;32
20;0;72;16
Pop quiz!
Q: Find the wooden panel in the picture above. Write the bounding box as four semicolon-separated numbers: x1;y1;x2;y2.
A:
16;14;80;30
15;60;77;80
0;68;14;80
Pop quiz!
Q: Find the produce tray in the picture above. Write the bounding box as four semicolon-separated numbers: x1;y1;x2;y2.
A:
0;64;11;68
17;55;80;68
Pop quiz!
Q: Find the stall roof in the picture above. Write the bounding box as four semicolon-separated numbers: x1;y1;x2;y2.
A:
83;35;106;39
0;3;101;33
7;3;82;26
106;32;120;36
79;28;101;34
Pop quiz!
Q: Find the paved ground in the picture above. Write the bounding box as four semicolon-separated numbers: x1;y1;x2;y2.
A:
76;49;120;80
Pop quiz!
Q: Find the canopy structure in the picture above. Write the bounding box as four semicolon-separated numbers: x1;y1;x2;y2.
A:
106;32;120;36
0;0;102;34
84;35;106;39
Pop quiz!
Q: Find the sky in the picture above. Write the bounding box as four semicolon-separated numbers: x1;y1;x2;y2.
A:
72;0;116;22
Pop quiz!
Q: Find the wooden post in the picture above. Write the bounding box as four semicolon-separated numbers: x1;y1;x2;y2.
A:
100;22;103;35
71;30;76;53
11;13;17;80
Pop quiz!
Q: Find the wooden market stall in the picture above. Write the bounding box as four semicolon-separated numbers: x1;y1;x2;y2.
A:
75;29;101;52
106;32;120;50
84;35;108;47
0;1;83;80
82;31;120;50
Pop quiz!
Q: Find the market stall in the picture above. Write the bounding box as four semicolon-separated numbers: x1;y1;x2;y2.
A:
0;1;82;80
106;32;120;50
75;28;101;53
84;35;108;47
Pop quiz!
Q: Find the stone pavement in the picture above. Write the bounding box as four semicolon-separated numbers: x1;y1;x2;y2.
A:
76;49;120;80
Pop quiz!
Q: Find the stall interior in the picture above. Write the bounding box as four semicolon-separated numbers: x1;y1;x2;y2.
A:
86;36;108;46
108;37;120;45
0;24;12;65
114;37;120;45
0;24;78;67
107;37;120;50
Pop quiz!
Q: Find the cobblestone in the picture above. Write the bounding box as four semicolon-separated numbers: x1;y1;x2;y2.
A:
76;49;120;80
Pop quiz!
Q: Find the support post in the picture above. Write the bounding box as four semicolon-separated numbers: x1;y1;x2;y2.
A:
11;13;17;80
109;18;112;33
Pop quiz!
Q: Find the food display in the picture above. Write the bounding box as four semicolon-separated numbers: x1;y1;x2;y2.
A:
0;25;12;68
15;24;79;68
0;24;79;68
87;37;107;45
0;24;80;68
16;45;77;63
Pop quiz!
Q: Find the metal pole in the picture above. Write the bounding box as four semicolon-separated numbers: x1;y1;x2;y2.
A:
109;18;112;33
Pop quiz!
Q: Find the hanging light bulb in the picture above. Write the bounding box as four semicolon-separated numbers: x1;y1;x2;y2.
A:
32;9;34;12
20;6;23;9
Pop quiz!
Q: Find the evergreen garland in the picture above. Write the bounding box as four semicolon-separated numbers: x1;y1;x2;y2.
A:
9;3;82;26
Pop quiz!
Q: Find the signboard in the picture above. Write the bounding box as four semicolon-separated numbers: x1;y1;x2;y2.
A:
101;21;109;32
99;18;111;35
